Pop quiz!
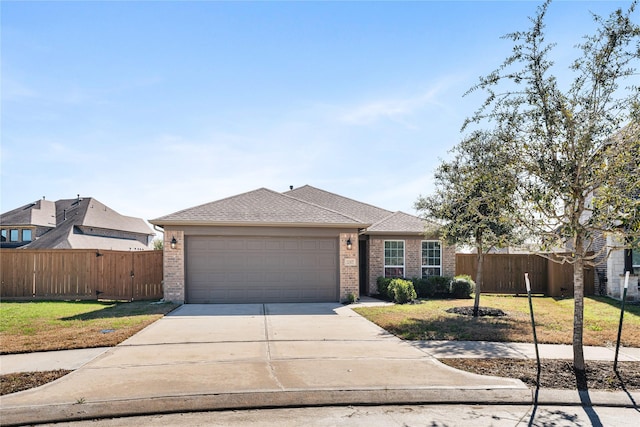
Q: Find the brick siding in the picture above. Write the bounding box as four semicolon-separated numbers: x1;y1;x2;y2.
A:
367;236;456;295
163;229;185;303
339;232;359;301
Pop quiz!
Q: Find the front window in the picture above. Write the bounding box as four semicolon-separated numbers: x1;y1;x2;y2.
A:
22;229;32;242
384;240;404;277
422;240;442;277
633;248;640;275
1;229;6;242
9;229;19;242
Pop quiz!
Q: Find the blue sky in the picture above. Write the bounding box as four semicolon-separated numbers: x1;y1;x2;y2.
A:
1;1;634;223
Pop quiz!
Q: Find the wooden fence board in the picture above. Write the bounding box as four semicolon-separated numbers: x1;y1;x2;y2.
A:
456;253;594;296
0;249;163;301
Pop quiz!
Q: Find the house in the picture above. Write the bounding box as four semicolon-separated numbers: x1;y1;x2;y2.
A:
601;235;640;301
0;196;154;251
150;185;455;304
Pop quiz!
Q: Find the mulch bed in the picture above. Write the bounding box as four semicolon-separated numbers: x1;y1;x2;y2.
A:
1;370;71;395
446;306;507;317
441;358;640;390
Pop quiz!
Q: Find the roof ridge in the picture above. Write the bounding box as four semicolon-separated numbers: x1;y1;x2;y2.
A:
285;185;393;215
151;188;273;221
280;190;368;225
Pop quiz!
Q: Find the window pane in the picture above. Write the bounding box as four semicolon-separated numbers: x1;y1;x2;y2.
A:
384;241;404;266
422;241;441;267
9;229;19;242
422;267;441;278
385;267;404;278
22;229;32;242
633;249;640;267
1;229;6;242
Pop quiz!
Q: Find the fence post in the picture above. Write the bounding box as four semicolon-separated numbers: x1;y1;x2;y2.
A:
614;271;630;371
525;272;541;384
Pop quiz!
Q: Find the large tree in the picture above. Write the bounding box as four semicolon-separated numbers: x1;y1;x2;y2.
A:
415;129;520;316
466;0;640;372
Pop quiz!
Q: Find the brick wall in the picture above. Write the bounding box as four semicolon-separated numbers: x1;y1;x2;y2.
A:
442;244;456;277
163;229;185;303
366;235;455;294
339;233;359;301
405;238;421;279
368;238;384;294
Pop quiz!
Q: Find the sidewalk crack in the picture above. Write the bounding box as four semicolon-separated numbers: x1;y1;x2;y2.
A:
263;304;285;390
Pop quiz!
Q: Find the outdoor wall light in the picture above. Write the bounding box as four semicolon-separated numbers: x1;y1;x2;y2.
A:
170;236;177;249
346;237;352;250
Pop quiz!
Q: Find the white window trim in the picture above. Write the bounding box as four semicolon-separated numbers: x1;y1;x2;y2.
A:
384;240;405;277
421;240;442;277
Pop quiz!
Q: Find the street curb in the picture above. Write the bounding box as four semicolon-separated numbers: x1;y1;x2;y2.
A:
1;387;638;426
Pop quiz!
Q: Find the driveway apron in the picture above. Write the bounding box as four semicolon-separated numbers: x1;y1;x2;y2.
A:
1;303;526;409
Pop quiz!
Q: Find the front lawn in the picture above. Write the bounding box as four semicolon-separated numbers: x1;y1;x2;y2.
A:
354;295;640;347
0;300;178;354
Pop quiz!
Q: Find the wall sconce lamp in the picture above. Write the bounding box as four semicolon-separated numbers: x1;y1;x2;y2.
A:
346;237;352;250
170;236;177;249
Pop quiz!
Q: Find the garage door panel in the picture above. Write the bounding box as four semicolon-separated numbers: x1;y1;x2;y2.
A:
186;236;338;303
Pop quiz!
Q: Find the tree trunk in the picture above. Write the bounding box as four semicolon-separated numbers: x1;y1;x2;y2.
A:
473;234;483;317
573;253;586;372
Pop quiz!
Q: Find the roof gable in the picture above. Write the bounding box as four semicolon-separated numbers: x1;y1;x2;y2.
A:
150;188;366;227
284;185;391;224
1;197;153;249
0;199;56;228
366;211;432;235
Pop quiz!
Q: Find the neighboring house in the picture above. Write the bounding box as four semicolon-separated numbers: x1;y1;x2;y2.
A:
0;196;154;251
602;235;640;301
150;185;455;304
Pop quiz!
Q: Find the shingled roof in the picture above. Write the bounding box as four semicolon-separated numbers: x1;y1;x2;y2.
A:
1;197;153;250
150;188;367;227
0;199;57;228
366;211;431;235
151;185;437;236
284;185;392;224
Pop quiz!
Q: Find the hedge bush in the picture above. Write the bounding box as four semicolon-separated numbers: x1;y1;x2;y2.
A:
388;278;417;304
411;277;430;298
411;276;455;298
376;276;393;300
450;275;476;298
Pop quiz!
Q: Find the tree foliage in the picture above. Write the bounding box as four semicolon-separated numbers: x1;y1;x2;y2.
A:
465;0;640;371
415;129;520;316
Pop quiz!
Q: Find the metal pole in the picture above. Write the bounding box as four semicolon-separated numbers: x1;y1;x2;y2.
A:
614;271;630;371
525;273;541;380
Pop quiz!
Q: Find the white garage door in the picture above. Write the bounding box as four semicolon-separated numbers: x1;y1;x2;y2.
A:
185;236;339;303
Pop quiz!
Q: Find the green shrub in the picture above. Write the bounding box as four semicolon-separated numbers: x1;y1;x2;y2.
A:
450;275;476;298
388;278;417;304
429;276;453;298
346;292;357;304
376;276;393;299
411;277;431;298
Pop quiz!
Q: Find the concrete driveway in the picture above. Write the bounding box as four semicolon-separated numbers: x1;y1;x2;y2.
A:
1;303;528;425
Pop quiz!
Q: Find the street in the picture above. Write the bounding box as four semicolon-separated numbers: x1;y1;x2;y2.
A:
41;404;640;426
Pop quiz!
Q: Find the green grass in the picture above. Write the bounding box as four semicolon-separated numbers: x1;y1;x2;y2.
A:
354;295;640;347
0;300;178;354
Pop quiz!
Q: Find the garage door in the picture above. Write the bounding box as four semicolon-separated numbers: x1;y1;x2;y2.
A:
185;236;338;303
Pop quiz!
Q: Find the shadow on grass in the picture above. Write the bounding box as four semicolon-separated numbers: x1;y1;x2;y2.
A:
588;296;640;315
387;315;520;343
60;301;177;321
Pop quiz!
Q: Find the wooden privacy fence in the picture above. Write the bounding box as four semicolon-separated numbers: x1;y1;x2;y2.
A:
0;249;163;301
456;253;594;297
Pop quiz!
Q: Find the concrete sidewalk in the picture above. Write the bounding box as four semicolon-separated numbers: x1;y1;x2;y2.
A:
1;303;638;426
3;341;640;375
